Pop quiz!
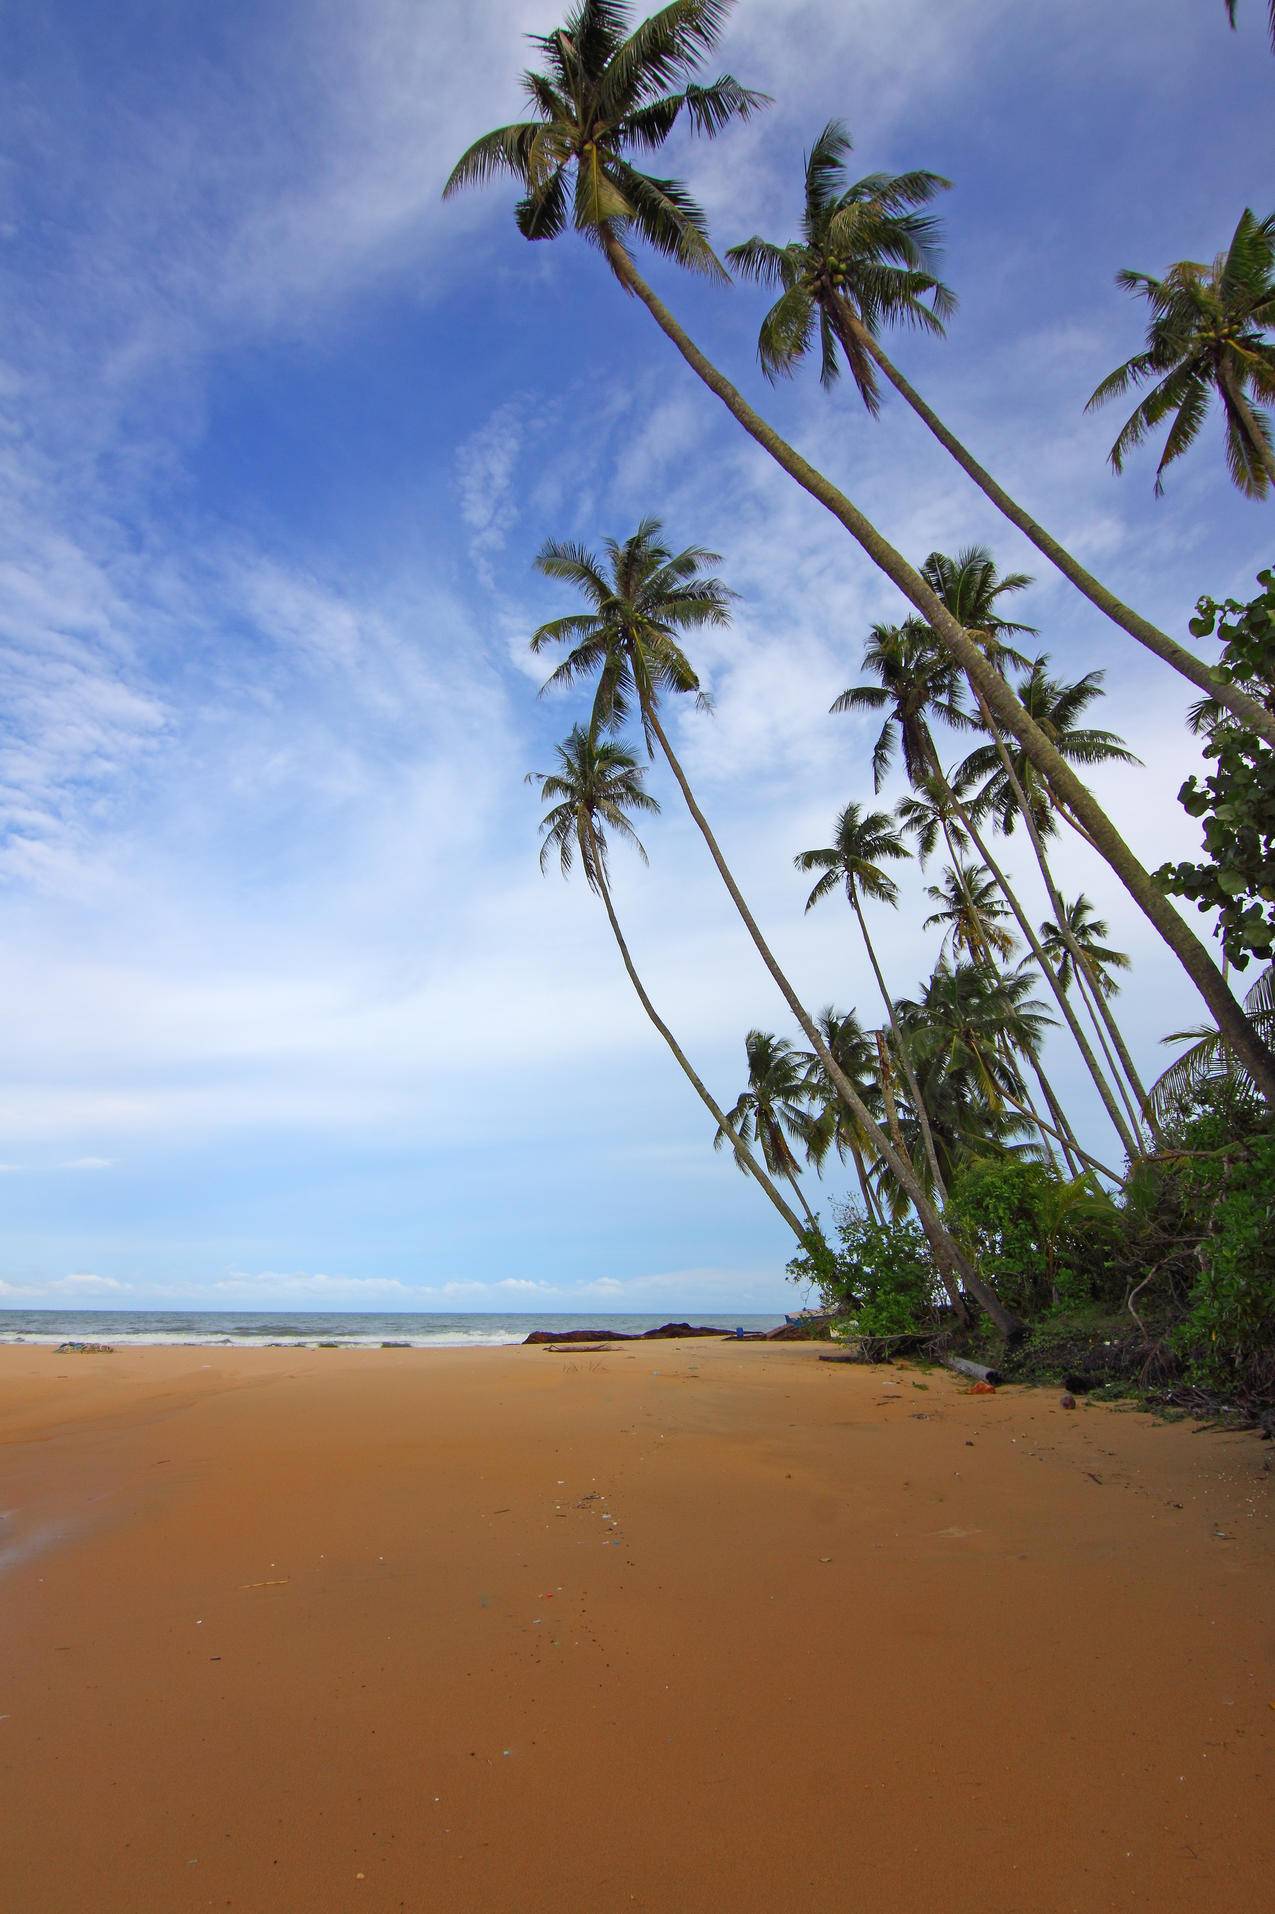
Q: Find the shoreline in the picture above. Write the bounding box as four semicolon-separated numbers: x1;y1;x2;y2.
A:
2;1341;1271;1911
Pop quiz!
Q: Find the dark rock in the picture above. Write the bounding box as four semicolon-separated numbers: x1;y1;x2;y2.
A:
381;1341;410;1348
523;1321;729;1345
1062;1372;1095;1394
640;1322;725;1340
524;1328;635;1344
55;1341;115;1354
1060;1393;1077;1410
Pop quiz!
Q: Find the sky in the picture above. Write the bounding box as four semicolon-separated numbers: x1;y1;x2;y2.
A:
0;0;1272;1315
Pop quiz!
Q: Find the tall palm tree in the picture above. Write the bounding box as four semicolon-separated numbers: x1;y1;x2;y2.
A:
715;1030;822;1227
531;724;805;1238
1040;896;1155;1142
956;661;1156;1140
530;518;1013;1329
799;1006;886;1222
895;775;971;867
956;658;1140;848
835;566;1143;1160
794;801;947;1200
923;864;1018;965
902;960;1117;1183
921;550;1146;1159
1086;208;1275;497
446;0;1275;1091
725;120;1275;746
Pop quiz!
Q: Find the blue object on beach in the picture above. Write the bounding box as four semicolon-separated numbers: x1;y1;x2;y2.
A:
734;1326;744;1338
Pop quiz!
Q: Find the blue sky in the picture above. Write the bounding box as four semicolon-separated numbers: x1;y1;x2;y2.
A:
0;0;1272;1314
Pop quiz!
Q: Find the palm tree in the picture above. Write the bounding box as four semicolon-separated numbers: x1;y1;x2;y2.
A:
726;121;1275;747
1149;964;1274;1123
716;1030;822;1227
902;961;1117;1184
799;1006;886;1222
1223;0;1275;52
794;802;947;1201
444;0;767;276
447;1;1275;1093
530;518;1014;1330
924;864;1018;965
1040;895;1155;1144
835;568;1143;1160
1086;208;1275;497
895;776;971;867
531;724;805;1238
956;656;1155;1141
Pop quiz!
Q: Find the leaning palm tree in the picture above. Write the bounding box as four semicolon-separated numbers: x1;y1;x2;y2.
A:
794;802;947;1200
715;1030;823;1228
895;775;971;867
446;0;1275;1089
1086;208;1275;497
922;550;1145;1159
799;1006;886;1222
530;518;1013;1329
956;655;1154;1143
726;120;1275;745
1040;895;1155;1144
531;724;805;1238
836;569;1143;1160
924;864;1018;966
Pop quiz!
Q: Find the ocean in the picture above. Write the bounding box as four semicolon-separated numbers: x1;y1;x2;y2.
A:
0;1309;785;1349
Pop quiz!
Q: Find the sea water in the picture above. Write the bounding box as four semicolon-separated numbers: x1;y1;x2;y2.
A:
0;1309;784;1349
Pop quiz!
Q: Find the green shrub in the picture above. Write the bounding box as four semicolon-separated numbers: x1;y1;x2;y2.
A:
947;1157;1120;1319
787;1205;939;1338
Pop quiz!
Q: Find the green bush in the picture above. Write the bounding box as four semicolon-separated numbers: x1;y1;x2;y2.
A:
787;1205;938;1338
947;1157;1120;1319
1170;1131;1275;1392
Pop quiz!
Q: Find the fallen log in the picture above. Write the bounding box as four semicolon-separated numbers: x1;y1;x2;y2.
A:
941;1356;1005;1387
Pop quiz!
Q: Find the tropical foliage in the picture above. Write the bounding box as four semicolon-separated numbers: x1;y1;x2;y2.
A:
1156;569;1275;969
450;0;1275;1412
1086;210;1275;497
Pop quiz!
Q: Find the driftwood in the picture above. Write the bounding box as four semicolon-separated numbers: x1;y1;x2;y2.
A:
940;1355;1005;1387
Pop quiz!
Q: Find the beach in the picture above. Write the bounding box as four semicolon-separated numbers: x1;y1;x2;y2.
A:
1;1340;1271;1913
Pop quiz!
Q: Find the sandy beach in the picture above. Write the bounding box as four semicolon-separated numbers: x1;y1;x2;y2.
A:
1;1340;1271;1913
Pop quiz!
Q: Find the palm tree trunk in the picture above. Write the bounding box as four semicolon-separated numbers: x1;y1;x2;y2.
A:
783;1163;819;1231
926;744;1144;1162
849;892;948;1204
850;1142;883;1223
1074;957;1159;1138
591;856;807;1241
637;694;1012;1333
874;1031;968;1324
1028;1053;1085;1175
827;300;1275;750
977;717;1161;1143
998;1085;1122;1182
1013;1054;1066;1171
599;236;1275;1103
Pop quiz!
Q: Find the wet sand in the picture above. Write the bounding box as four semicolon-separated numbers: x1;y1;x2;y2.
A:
1;1340;1271;1912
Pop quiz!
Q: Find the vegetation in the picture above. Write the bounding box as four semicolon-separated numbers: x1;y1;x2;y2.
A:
448;1;1275;1418
1087;210;1275;499
1155;570;1275;970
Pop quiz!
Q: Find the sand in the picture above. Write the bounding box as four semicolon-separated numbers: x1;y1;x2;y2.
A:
1;1340;1271;1913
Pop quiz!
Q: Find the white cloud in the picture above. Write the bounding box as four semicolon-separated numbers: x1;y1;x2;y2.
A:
58;1157;115;1172
48;1273;129;1291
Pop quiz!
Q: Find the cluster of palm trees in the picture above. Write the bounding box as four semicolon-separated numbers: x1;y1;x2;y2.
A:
448;1;1274;1333
525;519;1151;1320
